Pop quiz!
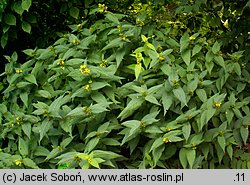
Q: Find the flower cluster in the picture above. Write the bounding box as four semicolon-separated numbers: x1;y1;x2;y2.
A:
80;65;90;74
98;4;107;14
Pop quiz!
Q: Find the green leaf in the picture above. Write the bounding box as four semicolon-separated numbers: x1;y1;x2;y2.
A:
145;95;160;105
66;58;84;66
22;0;32;11
217;136;226;152
39;119;52;142
106;13;120;24
20;92;28;108
60;137;74;149
179;148;188;169
134;63;142;80
102;38;122;50
118;97;145;120
24;74;38;85
234;63;241;76
4;14;16;26
90;103;109;114
66;107;84;117
22;21;31;33
214;56;225;69
181;49;191;65
1;33;8;48
226;145;233;160
192;45;202;56
240;126;248;144
46;148;61;160
85;138;100;153
36;90;51;99
150;137;164;152
212;41;221;54
205;50;214;62
22;123;31;139
152;145;165;167
182;123;191;141
196;89;207;102
186;149;196;169
180;32;189;52
162;93;173;115
69;7;80;19
173;87;187;106
90;81;111;90
13;2;24;15
34;146;50;156
23;158;39;169
91;150;122;160
18;138;29;156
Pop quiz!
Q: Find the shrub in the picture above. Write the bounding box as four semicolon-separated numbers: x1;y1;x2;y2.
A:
0;1;250;169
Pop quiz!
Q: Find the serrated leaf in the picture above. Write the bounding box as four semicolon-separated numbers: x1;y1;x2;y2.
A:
180;32;189;52
106;13;120;24
22;21;31;33
22;0;32;11
69;7;79;19
18;138;28;156
173;87;187;106
4;14;16;25
181;49;191;65
22;123;31;139
24;74;38;85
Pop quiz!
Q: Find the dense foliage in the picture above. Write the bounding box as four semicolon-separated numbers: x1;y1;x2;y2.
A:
0;0;250;169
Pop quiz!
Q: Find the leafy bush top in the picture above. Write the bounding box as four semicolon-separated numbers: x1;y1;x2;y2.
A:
0;1;250;169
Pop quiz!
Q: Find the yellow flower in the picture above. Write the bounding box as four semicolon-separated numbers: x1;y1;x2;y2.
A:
162;137;171;143
98;3;107;14
16;116;22;125
158;53;165;61
15;159;23;166
80;65;90;74
100;59;108;67
83;84;90;92
136;18;144;26
73;38;79;45
16;69;23;74
214;102;222;108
